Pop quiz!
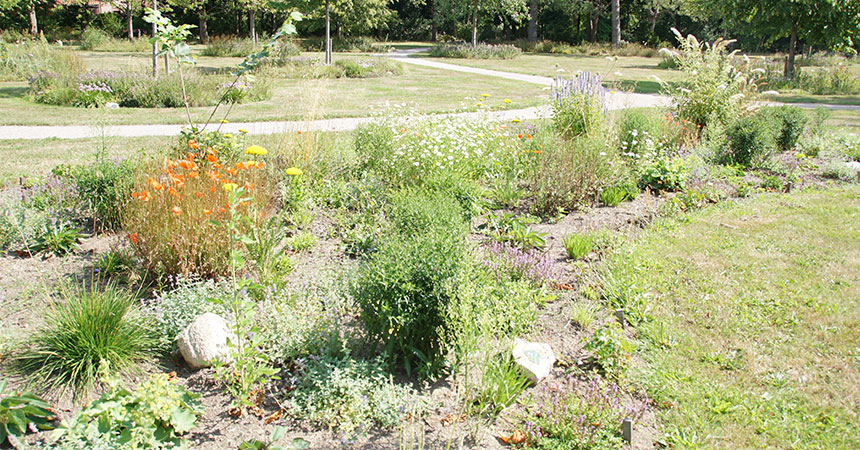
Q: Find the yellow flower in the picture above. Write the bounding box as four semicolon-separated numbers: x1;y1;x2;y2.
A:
224;133;233;138
511;118;521;123
219;119;228;124
222;182;238;192
239;128;249;134
503;98;512;104
245;145;268;156
285;167;303;176
481;93;490;97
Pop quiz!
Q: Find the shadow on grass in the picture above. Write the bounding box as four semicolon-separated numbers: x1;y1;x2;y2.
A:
0;85;28;99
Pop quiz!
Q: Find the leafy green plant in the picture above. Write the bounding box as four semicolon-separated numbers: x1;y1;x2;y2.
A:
552;72;608;140
65;156;136;231
761;106;809;151
94;248;136;279
569;302;598;329
144;277;229;352
722;113;778;167
563;231;595;260
599;186;628;207
54;372;202;449
284;230;317;253
584;323;634;379
283;355;416;436
30;219;83;256
0;380;56;445
17;285;155;396
469;351;531;417
637;154;687;191
238;427;310;450
480;213;547;251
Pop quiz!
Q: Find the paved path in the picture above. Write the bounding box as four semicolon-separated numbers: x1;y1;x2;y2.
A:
0;51;855;139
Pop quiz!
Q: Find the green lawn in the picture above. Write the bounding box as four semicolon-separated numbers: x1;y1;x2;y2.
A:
0;51;545;126
611;187;860;449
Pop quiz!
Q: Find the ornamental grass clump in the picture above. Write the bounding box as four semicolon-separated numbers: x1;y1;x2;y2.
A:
123;139;273;278
17;284;156;397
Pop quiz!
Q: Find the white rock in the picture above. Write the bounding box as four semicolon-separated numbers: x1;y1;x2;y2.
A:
177;313;236;369
512;338;556;383
846;161;860;171
104;102;120;109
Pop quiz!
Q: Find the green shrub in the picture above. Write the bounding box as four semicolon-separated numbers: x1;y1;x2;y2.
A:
723;113;778;167
260;289;345;362
637;154;687;191
64;156;136;231
584;322;634;379
552;72;608;139
563;231;595;260
54;373;202;449
761;106;809;151
201;35;261;57
17;285;155;396
282;355;415;436
599;186;629;207
0;203;50;252
530;136;615;216
388;189;469;237
79;28;109;50
0;381;56;445
352;192;467;377
428;43;521;59
616;109;662;155
144;277;229;352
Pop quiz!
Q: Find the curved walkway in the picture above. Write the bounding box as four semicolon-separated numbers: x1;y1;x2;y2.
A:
0;52;855;139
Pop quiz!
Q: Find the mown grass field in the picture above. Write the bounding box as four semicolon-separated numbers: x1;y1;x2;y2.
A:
614;187;860;449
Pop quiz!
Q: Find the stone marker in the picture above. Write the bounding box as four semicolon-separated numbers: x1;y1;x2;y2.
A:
177;313;236;369
512;338;556;383
622;418;633;444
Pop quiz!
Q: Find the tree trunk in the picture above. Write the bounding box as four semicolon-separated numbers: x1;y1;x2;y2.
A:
647;7;658;36
431;0;437;42
127;5;134;40
471;0;478;47
528;0;538;42
249;10;256;43
611;0;620;48
325;0;332;65
28;1;38;36
151;0;158;77
588;10;599;42
236;11;241;35
198;7;208;44
785;21;797;79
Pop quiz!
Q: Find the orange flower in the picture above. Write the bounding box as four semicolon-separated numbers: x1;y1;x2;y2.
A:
218;207;227;213
166;160;176;170
128;232;138;243
170;175;185;188
517;133;523;139
254;161;265;169
207;170;219;181
194;192;204;198
172;205;182;216
188;140;199;150
209;186;216;192
206;154;217;163
168;187;182;200
239;201;249;207
225;167;237;176
187;171;199;179
187;152;196;160
178;160;195;171
203;209;213;215
297;131;302;135
140;190;151;201
149;177;164;190
243;181;253;192
526;134;532;139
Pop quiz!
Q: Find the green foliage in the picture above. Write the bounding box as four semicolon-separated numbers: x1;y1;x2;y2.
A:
17;285;155;397
552;79;607;140
428;43;521;59
54;373;202;449
584;323;633;379
569;302;598;329
283;355;416;436
144;277;229;352
563;231;595;260
479;213;546;251
284;230;317;253
79;28;109;50
468;351;531;417
760;106;809;151
0;381;56;445
238;427;310;450
259;288;345;362
0;41;84;82
530;136;616;216
202;36;261;57
663;29;761;130
64;156;136;230
637;154;687;191
616;109;663;156
30;219;83;256
599;186;629;207
0;202;50;252
723;113;779;167
94;248;136;280
352;191;467;377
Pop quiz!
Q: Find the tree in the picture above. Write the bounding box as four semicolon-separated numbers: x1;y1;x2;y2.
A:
169;0;210;43
610;0;618;48
688;0;859;78
0;0;50;35
642;0;680;37
437;0;526;46
112;0;145;39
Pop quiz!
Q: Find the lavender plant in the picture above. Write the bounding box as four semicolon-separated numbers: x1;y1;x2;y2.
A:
522;375;648;450
552;72;608;139
482;241;561;287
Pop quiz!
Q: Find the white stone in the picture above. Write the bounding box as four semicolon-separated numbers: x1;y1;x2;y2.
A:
512;338;556;383
846;161;860;171
104;102;120;109
177;313;236;369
